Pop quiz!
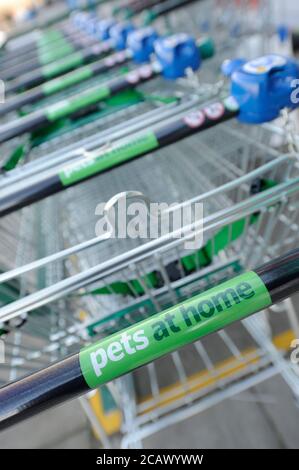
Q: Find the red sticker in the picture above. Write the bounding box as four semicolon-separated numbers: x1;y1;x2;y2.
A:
204;102;225;120
183;110;205;128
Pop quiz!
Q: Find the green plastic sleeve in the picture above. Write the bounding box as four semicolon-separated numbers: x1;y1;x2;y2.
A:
46;85;110;122
42;66;93;96
79;271;272;388
39;44;75;65
42;52;84;79
59;131;159;186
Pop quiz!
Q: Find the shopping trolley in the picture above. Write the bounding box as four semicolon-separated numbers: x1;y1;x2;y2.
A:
1;1;199;77
0;29;220;179
1;52;298;216
2;0;110;45
0;1;298;449
0;2;275;173
0;100;299;446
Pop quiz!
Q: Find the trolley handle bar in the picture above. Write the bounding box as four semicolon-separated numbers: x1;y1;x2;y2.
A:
0;27;93;69
0;61;159;146
1;17;107;80
0;97;238;216
144;0;202;23
5;40;114;94
0;51;131;118
124;0;171;16
0;248;298;430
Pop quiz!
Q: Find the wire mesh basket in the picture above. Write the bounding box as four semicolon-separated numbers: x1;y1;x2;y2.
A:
0;117;299;447
0;0;271;165
1;0;298;450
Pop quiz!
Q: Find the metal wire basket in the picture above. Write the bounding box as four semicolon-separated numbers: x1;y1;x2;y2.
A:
1;0;296;450
0;117;298;447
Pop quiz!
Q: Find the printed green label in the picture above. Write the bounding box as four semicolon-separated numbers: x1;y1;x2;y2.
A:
39;44;75;65
42;52;84;79
38;30;64;46
79;271;272;388
38;37;70;54
59;131;159;186
46;85;110;122
42;66;93;96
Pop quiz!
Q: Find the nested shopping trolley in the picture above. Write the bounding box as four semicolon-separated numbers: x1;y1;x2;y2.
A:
0;0;269;183
0;2;298;449
0;113;299;447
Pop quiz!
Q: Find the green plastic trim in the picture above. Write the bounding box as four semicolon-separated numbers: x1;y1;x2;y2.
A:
79;270;271;388
42;66;93;96
39;43;76;65
31;90;144;147
142;9;157;26
42;52;84;79
46;85;111;122
2;144;25;171
197;37;215;60
59;130;159;186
